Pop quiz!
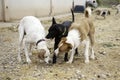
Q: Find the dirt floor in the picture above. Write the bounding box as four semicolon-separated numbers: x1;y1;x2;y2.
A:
0;8;120;80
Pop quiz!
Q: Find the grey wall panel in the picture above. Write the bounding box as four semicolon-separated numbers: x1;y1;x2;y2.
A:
74;0;86;7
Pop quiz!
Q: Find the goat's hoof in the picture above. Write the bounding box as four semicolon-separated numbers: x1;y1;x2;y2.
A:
66;61;72;64
90;55;95;60
85;60;89;64
17;57;22;62
64;58;68;62
29;53;32;56
27;60;32;64
52;60;56;64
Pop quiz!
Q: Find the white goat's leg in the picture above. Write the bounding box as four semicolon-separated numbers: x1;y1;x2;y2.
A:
28;43;32;56
18;27;24;62
84;40;90;63
23;39;31;63
90;47;95;60
18;43;22;62
54;48;59;56
66;49;75;64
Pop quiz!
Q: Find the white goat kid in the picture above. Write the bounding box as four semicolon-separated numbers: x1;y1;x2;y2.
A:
18;16;51;64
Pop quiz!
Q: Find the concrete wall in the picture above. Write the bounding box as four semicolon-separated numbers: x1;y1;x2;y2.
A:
52;0;73;15
0;0;86;21
8;0;51;20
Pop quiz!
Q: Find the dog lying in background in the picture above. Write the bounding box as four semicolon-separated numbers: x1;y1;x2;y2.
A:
112;4;120;15
18;16;51;64
94;8;110;19
46;9;78;64
54;7;95;64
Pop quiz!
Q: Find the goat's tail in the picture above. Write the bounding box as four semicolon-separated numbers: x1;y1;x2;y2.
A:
84;7;92;18
71;8;75;22
18;24;25;46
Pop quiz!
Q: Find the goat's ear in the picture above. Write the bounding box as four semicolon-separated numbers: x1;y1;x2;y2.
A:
61;37;67;42
68;43;72;50
52;17;56;24
58;37;66;47
38;49;46;59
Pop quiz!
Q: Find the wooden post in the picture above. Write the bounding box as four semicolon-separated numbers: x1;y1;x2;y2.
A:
3;0;10;22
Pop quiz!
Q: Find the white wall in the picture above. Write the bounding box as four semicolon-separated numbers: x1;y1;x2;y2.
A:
52;0;73;15
8;0;51;20
0;0;86;21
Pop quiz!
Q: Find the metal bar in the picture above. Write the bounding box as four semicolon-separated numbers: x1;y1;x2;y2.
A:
3;0;10;22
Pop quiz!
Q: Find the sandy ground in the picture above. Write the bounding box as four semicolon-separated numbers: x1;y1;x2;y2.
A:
0;8;120;80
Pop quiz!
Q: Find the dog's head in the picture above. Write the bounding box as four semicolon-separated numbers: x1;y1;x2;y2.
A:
54;37;73;55
46;17;66;39
46;17;57;39
37;49;51;64
101;10;111;17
